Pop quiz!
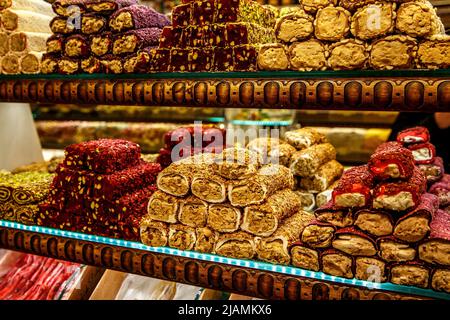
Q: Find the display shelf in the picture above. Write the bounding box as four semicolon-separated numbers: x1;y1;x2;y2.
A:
1;220;449;301
1;70;449;111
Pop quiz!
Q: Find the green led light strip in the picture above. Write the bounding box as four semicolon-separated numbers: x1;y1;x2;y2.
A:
1;220;449;300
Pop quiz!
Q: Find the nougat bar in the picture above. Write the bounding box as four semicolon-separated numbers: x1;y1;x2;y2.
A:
301;0;337;13
316;201;354;228
226;22;275;46
168;224;196;251
368;142;415;180
289;143;336;177
416;35;450;69
81;56;102;74
257;43;289;71
255;211;315;265
396;1;444;38
328;39;369;70
212;46;233;71
275;12;314;43
109;4;170;32
85;0;137;15
169;48;190;72
295;191;316;212
299;160;344;193
213;148;260;180
113;28;162;56
288;40;328;71
229;164;294;207
58;57;81;74
46;35;64;55
19;52;43;74
332;227;377;257
321;249;354;279
40;54;59;74
195;227;219;253
90;33;112;57
290;242;320;271
355;257;387;282
1;9;51;33
233;44;258;71
390;262;430;289
372;167;427;211
242;189;302;237
332;165;374;209
191;0;215;26
214;0;277;29
159;26;183;49
189;48;213;72
408;142;436;165
429;175;450;207
284;128;327;150
215;231;256;259
431;269;450;294
301;220;336;248
378;236;416;262
207;203;241;233
191;172;227;203
418;157;444;184
314;6;351;41
81;14;107;35
9;32;48;53
418;209;450;266
147;190;179;223
178;196;208;228
350;3;396;40
171;3;191;28
370;35;417;70
354;209;394;237
65;34;89;58
394;193;439;243
1;53;20;74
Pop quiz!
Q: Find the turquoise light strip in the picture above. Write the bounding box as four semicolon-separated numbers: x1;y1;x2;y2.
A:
1;220;449;300
229;120;292;127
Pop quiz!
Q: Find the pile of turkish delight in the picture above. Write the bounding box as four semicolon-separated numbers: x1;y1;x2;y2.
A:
38;139;161;241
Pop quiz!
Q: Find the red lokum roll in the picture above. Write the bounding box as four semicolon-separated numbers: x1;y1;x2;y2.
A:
372;167;427;211
368;142;415;180
109;4;170;33
397;126;430;144
429;174;450;207
419;208;450;266
418;157;444;184
332;165;374;208
407;142;436;165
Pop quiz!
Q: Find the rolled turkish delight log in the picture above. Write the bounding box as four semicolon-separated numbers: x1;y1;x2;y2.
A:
396;1;445;38
368;142;415;180
285;128;327;150
301;220;336;249
370;35;418;70
213;147;260;181
99;54;123;74
332;165;374;209
290;242;320;271
246;137;296;167
378;236;417;262
178;196;208;228
321;249;354;279
52;0;86;17
355;257;387;282
354;209;394;237
85;0;137;15
195;227;219;253
64;34;89;58
389;261;430;288
109;4;170;33
15;204;39;225
50;17;76;35
207;203;241;233
301;0;337;13
350;2;396;40
288;40;328;71
168;224;196;251
373;167;427;212
147;191;179;223
429;175;450;207
255;211;315;265
9;32;48;53
40;54;59;74
418;157;444;184
416;35;450;69
314;6;351;41
275;12;314;43
257;43;289;71
316;201;354;228
113;28;162;56
299;160;344;193
140;218;168;247
229;164;294;207
0;33;8;56
328;39;369;70
418;209;450;266
191;172;227;204
397;126;430;145
215;231;256;260
394;193;439;243
81;14;106;35
290;143;336;178
242;189;302;237
431;269;450;293
295;191;316;212
123;47;155;73
81;56;102;73
1;53;20;74
332;227;377;257
408;142;436;165
58;56;80;74
1;10;52;33
46;35;64;55
90;33;112;57
0;204;16;222
19;52;43;74
316;181;339;208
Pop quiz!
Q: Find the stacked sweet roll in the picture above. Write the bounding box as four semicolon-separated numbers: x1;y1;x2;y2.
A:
0;0;54;74
42;0;170;74
37;139;161;241
257;0;449;70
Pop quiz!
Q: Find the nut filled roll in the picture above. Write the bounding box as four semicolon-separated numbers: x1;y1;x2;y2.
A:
140;218;168;247
215;231;256;260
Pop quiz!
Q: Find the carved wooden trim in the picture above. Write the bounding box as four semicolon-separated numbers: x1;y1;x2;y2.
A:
0;226;430;300
0;77;449;111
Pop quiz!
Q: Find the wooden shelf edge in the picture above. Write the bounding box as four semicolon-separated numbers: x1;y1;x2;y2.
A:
0;224;440;300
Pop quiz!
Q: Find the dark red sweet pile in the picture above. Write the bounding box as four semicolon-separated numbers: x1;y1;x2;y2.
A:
38;139;161;241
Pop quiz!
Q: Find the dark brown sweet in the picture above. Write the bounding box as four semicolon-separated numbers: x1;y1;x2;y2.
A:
81;14;106;35
213;46;233;71
64;34;89;58
81;56;102;73
58;57;80;74
233;45;258;71
46;35;64;55
159;26;184;49
169;48;190;72
113;28;162;56
189;48;213;72
109;4;170;32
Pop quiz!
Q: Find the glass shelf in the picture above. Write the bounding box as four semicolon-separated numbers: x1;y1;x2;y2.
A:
1;219;449;301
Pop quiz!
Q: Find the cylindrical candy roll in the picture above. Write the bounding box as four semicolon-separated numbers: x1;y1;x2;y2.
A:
431;269;450;294
418;209;450;266
285;128;327;150
64;34;89;58
275;12;314;43
295;191;316;212
299;160;344;193
228;164;294;207
112;27;162;56
396;1;445;38
215;231;256;260
191;171;227;204
301;220;336;249
1;53;20;74
246;137;294;166
109;4;170;33
81;14;107;35
46;35;64;55
81;56;102;73
0;33;9;56
378;236;417;263
257;43;289;71
389;261;430;289
417;157;444;184
350;2;396;40
368;142;415;180
416;35;450;69
9;32;48;53
213;147;260;180
242;189;303;237
40;53;59;74
1;9;52;33
50;17;76;35
290;242;320;271
207;203;241;233
394;193;439;243
168;224;196;251
289;39;328;71
316;201;354;228
328;38;369;70
332;165;374;208
85;0;137;15
314;6;351;41
353;208;394;237
52;0;86;17
321;249;354;279
123;47;155;73
397;126;430;144
147;190;179;223
20;52;43;74
290;143;336;177
99;54;123;74
370;35;417;70
90;32;112;57
178;195;208;228
195;227;219;253
332;227;377;257
355;257;387;282
58;56;80;74
407;142;436;165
